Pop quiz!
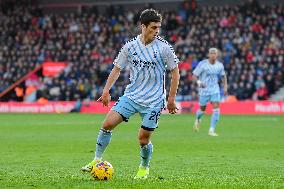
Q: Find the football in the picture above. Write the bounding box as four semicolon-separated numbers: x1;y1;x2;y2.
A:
90;161;114;180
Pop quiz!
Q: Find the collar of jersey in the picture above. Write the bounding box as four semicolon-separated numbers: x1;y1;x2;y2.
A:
138;34;155;48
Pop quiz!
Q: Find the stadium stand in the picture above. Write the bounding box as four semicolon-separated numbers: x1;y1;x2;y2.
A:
0;0;283;102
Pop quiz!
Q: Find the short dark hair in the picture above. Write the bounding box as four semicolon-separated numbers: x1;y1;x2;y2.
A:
140;9;162;26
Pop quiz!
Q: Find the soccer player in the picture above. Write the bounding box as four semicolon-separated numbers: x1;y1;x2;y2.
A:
81;9;180;179
192;48;227;136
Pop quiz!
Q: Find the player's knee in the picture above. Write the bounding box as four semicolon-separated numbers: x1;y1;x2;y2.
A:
138;136;150;146
102;120;115;130
212;103;219;109
200;106;206;111
139;139;149;146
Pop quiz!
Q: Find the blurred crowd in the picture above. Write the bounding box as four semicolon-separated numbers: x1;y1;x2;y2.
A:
0;0;283;102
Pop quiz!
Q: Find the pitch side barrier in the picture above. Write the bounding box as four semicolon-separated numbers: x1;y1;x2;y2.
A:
0;101;284;114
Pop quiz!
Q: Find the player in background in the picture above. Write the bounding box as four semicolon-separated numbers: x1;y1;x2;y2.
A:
81;9;180;179
192;48;228;136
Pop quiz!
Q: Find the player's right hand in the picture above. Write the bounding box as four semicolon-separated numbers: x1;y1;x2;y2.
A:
199;83;206;88
197;80;206;88
224;88;228;96
97;91;111;107
167;97;179;114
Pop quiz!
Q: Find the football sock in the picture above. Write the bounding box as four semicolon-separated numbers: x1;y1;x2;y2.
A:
196;109;204;120
140;142;153;168
94;128;112;160
209;108;220;132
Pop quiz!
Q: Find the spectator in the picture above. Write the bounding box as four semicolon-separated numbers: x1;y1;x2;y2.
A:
0;0;283;102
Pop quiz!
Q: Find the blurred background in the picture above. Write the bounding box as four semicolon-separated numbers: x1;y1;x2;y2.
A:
0;0;283;113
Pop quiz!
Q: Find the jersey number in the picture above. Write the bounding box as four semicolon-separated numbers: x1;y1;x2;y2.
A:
149;111;161;124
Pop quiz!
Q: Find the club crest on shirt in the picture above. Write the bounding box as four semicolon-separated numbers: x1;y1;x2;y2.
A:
153;50;158;58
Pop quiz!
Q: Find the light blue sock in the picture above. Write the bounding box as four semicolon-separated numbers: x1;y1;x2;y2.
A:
209;108;220;132
94;128;112;160
140;142;153;168
196;109;204;120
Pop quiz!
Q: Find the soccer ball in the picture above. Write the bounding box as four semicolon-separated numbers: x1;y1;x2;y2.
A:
90;161;114;180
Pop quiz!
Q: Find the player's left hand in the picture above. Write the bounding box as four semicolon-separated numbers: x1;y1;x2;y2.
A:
167;97;179;114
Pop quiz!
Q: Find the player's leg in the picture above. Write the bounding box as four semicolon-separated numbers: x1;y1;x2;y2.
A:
81;96;136;172
134;107;162;179
138;128;153;168
134;128;153;179
81;110;123;172
95;96;137;160
94;110;123;161
208;93;221;136
193;95;208;132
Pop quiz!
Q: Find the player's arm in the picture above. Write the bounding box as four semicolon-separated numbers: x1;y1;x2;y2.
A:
192;64;205;88
164;44;180;114
192;75;205;88
98;66;121;107
221;74;228;96
220;65;228;96
168;67;180;114
98;44;128;107
191;74;198;83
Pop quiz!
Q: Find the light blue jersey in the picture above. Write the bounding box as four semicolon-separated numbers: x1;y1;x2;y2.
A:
193;59;225;96
113;35;179;108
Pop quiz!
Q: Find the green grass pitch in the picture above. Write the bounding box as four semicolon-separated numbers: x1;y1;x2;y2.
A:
0;113;284;188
